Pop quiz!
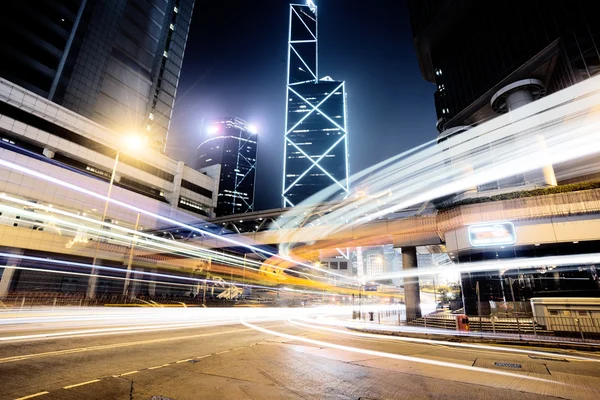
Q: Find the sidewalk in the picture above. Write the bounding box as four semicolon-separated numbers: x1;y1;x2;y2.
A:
347;322;600;352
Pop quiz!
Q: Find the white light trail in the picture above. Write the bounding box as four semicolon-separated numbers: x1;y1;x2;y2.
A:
369;253;600;281
273;72;600;251
240;319;557;383
287;318;600;362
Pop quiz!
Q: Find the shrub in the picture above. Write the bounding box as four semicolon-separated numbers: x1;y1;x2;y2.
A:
436;181;600;211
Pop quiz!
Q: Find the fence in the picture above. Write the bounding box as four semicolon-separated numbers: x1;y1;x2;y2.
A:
0;292;245;309
353;308;600;344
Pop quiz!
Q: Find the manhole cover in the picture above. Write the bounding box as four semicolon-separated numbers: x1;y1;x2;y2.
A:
529;355;568;362
474;358;549;374
494;362;522;369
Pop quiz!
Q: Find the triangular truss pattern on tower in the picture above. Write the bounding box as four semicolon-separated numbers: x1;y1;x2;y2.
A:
282;2;349;207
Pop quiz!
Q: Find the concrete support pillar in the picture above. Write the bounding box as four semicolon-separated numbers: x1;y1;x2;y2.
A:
0;267;16;299
129;269;144;298
553;271;561;290
166;161;185;215
1;251;23;298
87;270;98;299
148;271;156;297
43;148;55;159
505;87;534;110
402;246;421;322
491;78;556;188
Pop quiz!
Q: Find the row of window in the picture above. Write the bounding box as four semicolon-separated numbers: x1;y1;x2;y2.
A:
181;179;213;199
0;100;175;182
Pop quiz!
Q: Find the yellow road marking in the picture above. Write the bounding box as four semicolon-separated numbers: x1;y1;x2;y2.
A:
196;355;210;359
14;391;49;400
119;371;138;376
176;359;192;363
148;365;165;370
63;379;100;389
0;328;252;364
216;350;230;354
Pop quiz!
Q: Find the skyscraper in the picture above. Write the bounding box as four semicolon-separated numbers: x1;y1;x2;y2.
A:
282;1;349;207
196;117;258;217
0;0;194;152
408;0;600;138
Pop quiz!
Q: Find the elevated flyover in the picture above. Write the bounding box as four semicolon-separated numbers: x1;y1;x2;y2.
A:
190;187;600;254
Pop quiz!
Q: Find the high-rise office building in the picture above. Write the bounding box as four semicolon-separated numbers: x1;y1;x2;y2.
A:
282;1;349;207
408;1;600;314
408;0;600;138
196;117;258;217
0;0;194;151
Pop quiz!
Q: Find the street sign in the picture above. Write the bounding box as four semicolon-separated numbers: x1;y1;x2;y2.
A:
364;284;378;292
468;221;516;247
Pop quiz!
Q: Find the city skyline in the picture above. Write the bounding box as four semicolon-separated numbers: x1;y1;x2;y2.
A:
168;0;436;210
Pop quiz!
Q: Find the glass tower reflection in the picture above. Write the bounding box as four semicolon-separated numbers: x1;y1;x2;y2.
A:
282;1;349;207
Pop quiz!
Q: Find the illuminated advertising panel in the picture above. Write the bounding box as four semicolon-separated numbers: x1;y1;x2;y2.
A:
468;221;516;247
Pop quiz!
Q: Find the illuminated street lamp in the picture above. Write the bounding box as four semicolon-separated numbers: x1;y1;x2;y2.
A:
87;134;147;299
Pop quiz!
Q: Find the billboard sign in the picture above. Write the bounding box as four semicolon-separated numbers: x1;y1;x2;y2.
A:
468;221;516;247
364;284;378;292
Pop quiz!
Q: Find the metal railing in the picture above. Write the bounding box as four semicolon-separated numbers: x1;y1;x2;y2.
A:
354;308;600;344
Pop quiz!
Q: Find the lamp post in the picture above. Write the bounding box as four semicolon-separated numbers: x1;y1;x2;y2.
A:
87;135;146;299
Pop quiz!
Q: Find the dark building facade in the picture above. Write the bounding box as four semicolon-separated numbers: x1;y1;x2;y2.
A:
408;0;600;314
0;0;194;151
282;1;349;207
409;0;600;135
196;117;257;217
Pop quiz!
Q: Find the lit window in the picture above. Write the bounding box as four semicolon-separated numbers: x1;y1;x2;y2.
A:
163;51;168;57
174;6;178;13
170;23;175;30
149;113;154;120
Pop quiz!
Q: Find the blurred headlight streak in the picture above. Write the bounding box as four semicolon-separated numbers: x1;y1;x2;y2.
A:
368;253;600;281
0;158;345;279
286;318;600;362
273;74;600;252
241;320;557;383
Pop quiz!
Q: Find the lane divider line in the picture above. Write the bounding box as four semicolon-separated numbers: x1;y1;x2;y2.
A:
13;337;255;399
63;379;100;389
14;392;49;400
118;371;139;376
0;327;252;364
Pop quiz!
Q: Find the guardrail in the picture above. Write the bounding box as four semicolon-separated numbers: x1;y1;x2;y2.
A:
355;309;600;343
0;293;246;309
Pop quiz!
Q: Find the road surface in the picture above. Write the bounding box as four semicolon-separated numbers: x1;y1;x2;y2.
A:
1;307;599;400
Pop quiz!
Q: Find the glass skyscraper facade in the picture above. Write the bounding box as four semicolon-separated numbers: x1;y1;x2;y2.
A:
282;1;349;207
0;0;195;152
196;118;257;217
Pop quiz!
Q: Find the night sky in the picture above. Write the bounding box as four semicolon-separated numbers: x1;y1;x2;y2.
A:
167;0;437;210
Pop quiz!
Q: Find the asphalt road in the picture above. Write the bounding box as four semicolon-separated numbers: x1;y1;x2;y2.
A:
1;308;600;400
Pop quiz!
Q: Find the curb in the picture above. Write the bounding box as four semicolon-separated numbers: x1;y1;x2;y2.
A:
347;327;600;352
